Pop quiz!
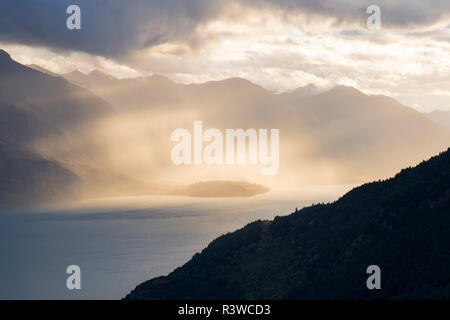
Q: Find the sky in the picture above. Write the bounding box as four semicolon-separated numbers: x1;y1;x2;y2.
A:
0;0;449;112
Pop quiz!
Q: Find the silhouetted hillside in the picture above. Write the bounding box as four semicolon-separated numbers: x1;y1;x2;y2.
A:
0;51;113;127
0;50;152;205
0;141;80;205
125;149;450;299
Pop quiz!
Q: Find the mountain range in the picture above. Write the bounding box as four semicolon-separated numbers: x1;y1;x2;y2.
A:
1;49;449;204
125;148;450;299
0;50;153;204
60;67;449;184
0;50;109;204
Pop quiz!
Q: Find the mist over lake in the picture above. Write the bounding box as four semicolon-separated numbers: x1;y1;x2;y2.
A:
0;185;353;299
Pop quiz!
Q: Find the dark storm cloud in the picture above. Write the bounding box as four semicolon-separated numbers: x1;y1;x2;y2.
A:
0;0;448;57
0;0;227;57
250;0;450;27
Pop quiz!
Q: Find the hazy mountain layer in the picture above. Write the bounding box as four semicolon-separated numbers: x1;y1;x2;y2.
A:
0;140;80;205
61;68;450;186
125;148;450;299
1;48;450;204
0;50;154;204
425;110;450;131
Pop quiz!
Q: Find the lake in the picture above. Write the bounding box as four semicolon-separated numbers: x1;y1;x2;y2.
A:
0;185;354;299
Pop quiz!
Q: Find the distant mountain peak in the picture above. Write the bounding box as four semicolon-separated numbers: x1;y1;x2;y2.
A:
88;70;116;80
27;64;59;77
64;69;87;77
198;77;255;87
198;77;269;95
0;50;15;68
0;49;36;74
328;85;364;96
0;49;12;61
291;83;322;97
221;77;259;86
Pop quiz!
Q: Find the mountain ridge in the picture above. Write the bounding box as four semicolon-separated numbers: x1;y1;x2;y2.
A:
1;49;450;203
425;110;450;131
125;148;450;299
0;49;156;205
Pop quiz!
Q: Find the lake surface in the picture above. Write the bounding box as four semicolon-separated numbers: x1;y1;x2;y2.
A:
0;185;354;299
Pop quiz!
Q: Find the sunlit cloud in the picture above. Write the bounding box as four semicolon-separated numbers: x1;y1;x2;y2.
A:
1;1;449;111
0;42;141;78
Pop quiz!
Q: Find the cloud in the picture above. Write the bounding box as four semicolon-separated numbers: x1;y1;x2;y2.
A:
0;0;228;57
0;0;448;58
0;42;141;78
250;0;450;29
1;0;449;111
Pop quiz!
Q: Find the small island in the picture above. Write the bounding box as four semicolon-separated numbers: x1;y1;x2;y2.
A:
170;180;269;198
